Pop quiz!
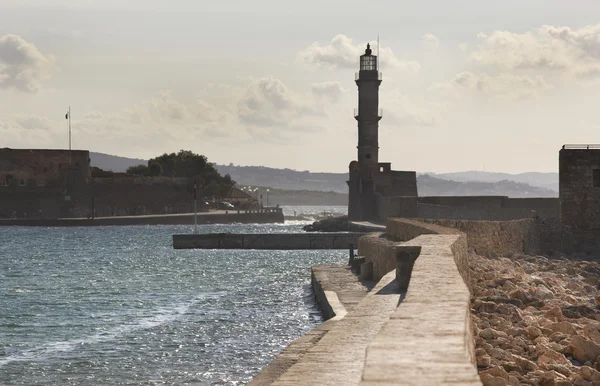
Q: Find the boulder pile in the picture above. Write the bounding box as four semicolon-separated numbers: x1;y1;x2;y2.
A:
469;253;600;386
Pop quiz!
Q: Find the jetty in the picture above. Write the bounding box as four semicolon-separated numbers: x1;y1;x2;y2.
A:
0;208;284;227
172;232;364;250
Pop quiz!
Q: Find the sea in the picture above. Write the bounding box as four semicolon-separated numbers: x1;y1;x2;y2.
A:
0;206;347;385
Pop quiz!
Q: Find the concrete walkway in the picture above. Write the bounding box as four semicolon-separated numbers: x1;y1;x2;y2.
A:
271;270;401;386
250;265;375;386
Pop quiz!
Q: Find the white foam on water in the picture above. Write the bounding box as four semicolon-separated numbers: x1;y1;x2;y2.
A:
0;296;203;368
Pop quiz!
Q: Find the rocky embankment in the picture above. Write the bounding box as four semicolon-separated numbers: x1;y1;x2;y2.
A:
470;253;600;385
302;215;348;232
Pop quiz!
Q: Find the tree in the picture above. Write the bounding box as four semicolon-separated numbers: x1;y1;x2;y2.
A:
148;162;162;177
144;150;236;197
126;164;149;176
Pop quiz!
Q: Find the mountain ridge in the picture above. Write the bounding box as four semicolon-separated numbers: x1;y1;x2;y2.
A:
88;152;558;197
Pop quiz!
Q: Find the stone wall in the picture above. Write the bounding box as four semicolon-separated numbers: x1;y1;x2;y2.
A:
416;196;559;221
419;218;540;257
376;195;417;222
559;148;600;230
0;176;206;218
0;148;90;186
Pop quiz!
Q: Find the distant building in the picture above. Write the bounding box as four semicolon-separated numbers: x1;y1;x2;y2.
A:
559;145;600;230
347;44;418;222
0;148;90;187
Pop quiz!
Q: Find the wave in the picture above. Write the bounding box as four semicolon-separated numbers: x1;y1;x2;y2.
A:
0;295;206;368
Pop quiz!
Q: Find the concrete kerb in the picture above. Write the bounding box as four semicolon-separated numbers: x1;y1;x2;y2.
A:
311;267;348;321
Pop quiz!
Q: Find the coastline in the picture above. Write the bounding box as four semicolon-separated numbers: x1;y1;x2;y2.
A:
0;209;284;227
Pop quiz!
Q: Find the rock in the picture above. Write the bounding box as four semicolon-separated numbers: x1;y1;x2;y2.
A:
476;347;487;357
583;276;599;287
480;373;509;386
567;279;581;291
482;296;524;308
568;335;600;364
550;332;569;343
570;375;593;386
481;328;497;340
542;363;573;378
548;322;578;336
538;370;569;386
511;353;538;372
525;326;542;340
579;366;600;383
478;355;492;368
489;348;506;360
302;215;348;232
507;375;519;386
537;346;570;366
595;295;600;307
583;324;600;344
545;307;565;322
536;285;555;300
477;300;499;313
481;366;510;379
563;305;597;319
510;289;532;303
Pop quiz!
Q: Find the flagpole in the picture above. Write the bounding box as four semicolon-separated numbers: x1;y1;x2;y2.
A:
68;106;72;166
194;180;198;234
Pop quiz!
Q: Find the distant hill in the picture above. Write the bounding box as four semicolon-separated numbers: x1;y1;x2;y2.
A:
215;164;348;193
87;153;557;198
417;175;557;197
425;171;558;192
90;152;146;172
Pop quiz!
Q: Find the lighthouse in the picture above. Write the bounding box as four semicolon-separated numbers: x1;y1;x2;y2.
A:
347;43;418;222
355;43;382;173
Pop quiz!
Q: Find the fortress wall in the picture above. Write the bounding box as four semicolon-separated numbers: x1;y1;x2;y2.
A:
419;218;540;257
0;149;90;183
415;196;560;221
417;195;506;208
376;196;417;221
0;177;200;218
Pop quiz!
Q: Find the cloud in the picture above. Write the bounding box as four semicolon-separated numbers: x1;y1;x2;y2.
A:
16;115;56;131
311;81;345;103
452;71;551;99
236;76;322;131
297;34;420;72
381;91;437;127
471;24;600;79
0;34;53;92
422;33;440;48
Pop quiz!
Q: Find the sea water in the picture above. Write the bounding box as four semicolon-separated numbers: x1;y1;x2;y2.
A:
0;206;347;385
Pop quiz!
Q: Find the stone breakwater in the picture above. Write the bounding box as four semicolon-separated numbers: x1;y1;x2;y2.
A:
469;253;600;385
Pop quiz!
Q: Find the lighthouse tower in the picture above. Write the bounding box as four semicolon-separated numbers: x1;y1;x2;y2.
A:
348;43;383;221
355;43;382;173
347;43;418;222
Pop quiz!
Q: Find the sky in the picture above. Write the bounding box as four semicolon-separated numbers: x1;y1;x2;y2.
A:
1;0;600;173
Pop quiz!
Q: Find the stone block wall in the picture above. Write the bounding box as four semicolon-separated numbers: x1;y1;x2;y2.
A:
0;148;90;186
419;218;540;257
356;233;399;281
416;196;559;221
560;148;600;230
376;195;417;222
